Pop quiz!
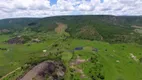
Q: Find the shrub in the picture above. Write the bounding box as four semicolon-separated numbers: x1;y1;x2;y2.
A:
139;58;142;63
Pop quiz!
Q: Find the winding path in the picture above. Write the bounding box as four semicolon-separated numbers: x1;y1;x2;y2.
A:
0;67;21;80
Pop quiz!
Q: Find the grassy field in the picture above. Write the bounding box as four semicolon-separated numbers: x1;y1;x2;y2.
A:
0;35;58;77
0;15;142;80
66;39;142;80
0;35;142;80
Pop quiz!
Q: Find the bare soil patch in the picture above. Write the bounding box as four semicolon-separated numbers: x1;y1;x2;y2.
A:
55;22;67;34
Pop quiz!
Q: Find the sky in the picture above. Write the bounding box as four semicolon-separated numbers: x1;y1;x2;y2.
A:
0;0;142;19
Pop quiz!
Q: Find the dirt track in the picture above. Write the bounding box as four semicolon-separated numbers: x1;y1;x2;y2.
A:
0;67;21;80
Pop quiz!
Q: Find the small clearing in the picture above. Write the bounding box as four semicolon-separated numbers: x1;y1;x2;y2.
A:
70;56;88;78
132;25;142;34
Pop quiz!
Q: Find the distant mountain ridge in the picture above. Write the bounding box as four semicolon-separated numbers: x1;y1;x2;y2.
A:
0;18;39;29
0;15;142;29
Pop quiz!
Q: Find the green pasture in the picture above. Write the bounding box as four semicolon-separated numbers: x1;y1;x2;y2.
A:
0;35;142;80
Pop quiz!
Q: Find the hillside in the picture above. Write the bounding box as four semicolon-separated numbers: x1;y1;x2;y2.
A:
0;18;39;29
0;15;142;44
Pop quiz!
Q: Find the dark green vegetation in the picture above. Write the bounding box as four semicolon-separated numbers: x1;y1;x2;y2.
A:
0;15;142;44
0;18;39;29
0;15;142;80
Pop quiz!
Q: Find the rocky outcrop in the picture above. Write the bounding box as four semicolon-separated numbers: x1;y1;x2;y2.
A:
7;37;25;44
19;61;66;80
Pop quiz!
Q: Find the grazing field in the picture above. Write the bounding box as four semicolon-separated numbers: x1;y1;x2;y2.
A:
1;36;142;80
0;35;58;77
66;39;142;80
0;15;142;80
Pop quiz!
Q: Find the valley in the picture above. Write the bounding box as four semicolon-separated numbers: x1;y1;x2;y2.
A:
0;15;142;80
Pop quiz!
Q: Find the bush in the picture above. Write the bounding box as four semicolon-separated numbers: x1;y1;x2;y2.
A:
139;58;142;63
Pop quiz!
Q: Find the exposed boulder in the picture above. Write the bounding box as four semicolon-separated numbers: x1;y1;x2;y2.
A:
19;61;66;80
7;37;25;44
6;36;31;44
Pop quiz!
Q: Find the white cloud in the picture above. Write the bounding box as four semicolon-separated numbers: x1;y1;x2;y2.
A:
0;0;142;19
78;4;93;11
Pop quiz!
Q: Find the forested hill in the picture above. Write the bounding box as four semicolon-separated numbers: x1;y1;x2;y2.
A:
0;15;142;29
0;15;142;44
0;18;39;29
